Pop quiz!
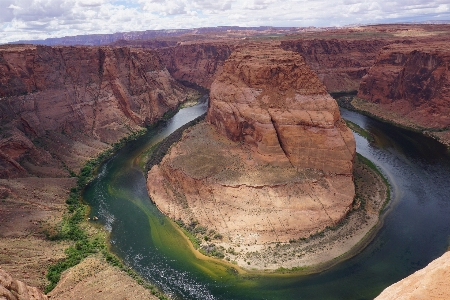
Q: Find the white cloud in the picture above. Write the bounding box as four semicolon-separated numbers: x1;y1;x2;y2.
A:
0;0;450;44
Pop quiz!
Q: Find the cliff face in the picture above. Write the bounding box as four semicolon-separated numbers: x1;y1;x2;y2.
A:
357;42;450;131
281;39;388;93
207;44;355;174
375;251;450;300
156;43;234;89
0;45;193;177
147;45;355;263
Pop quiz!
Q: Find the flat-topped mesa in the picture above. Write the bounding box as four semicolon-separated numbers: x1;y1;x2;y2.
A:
207;45;355;174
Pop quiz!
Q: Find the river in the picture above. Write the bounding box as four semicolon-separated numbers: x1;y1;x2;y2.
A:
84;99;450;300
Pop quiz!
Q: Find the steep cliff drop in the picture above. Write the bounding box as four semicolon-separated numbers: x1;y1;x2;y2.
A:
147;44;357;270
0;45;196;178
355;41;450;146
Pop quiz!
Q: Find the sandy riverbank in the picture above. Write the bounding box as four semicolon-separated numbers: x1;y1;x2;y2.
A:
205;154;389;272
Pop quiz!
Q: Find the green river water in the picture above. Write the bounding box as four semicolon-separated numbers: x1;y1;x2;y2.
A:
84;98;450;299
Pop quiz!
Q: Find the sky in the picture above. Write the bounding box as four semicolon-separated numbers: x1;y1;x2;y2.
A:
1;0;449;44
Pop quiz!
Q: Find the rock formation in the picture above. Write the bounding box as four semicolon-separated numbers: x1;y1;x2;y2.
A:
157;43;234;89
375;251;450;300
356;41;450;144
0;44;194;177
147;45;355;258
281;39;388;93
0;268;47;300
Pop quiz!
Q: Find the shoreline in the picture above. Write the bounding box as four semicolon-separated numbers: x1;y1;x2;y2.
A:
211;153;390;272
338;96;450;148
146;117;390;273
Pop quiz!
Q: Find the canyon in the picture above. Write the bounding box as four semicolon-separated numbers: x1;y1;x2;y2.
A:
1;23;450;298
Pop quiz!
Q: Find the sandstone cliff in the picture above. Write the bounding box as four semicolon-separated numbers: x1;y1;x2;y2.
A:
375;251;450;300
147;45;355;266
207;44;355;174
156;43;234;89
358;41;450;128
0;268;47;300
281;39;388;93
356;41;450;145
0;44;194;178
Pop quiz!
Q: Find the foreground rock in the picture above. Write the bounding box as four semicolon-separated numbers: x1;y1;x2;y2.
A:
48;255;159;300
0;268;47;300
356;41;450;146
375;251;450;300
147;45;356;269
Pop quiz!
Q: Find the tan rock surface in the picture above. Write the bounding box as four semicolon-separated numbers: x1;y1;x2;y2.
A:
375;251;450;300
0;268;47;300
207;44;355;174
48;255;158;300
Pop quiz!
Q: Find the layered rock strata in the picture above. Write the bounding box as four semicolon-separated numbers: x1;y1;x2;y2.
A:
357;41;450;145
281;39;388;93
147;45;355;254
156;43;234;88
0;44;194;177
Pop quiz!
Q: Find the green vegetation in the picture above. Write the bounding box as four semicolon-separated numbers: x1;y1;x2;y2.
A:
345;120;374;142
356;153;391;211
43;127;169;300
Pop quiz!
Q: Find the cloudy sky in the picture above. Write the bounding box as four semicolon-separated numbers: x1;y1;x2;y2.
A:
1;0;449;44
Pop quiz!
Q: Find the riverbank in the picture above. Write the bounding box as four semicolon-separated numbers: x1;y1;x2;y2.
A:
338;96;450;148
146;119;389;272
0;90;206;299
214;153;389;272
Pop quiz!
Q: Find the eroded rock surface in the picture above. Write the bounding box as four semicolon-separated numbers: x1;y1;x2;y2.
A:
147;45;355;263
375;251;450;300
0;44;194;177
281;39;388;93
356;41;450;144
0;268;47;300
207;45;355;174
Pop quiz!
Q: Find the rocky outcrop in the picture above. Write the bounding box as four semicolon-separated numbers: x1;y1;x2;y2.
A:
357;41;450;131
147;45;355;264
0;268;47;300
207;44;355;174
0;44;194;177
281;39;388;93
157;43;234;89
375;251;450;300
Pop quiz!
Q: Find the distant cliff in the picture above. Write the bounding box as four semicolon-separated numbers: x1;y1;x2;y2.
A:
156;43;235;89
0;45;193;178
281;39;389;93
356;41;450;145
358;41;450;129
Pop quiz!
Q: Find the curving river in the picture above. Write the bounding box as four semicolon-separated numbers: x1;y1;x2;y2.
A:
84;99;450;300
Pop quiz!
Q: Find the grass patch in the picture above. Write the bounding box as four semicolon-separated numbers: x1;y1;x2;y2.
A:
345;120;374;142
